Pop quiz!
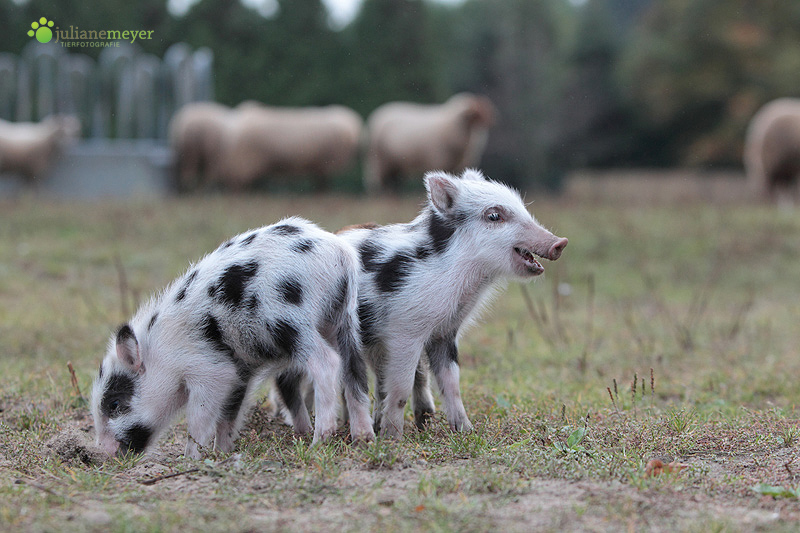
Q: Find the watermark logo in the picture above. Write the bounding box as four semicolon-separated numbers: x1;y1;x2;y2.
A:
28;17;54;43
22;17;155;48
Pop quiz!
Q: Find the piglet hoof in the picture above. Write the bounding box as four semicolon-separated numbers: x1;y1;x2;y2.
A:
449;417;474;433
349;428;375;447
293;425;312;437
311;430;336;447
414;409;435;430
379;422;404;441
184;440;202;460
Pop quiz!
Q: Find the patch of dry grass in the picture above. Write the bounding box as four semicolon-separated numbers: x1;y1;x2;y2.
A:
2;183;800;531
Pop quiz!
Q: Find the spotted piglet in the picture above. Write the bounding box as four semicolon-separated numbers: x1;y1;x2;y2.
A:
361;169;567;437
281;169;568;439
91;217;374;458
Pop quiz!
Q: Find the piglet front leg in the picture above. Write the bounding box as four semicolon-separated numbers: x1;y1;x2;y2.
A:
426;335;473;433
412;357;436;429
184;368;240;459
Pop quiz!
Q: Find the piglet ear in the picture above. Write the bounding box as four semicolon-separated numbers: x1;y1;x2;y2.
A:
116;324;144;374
461;168;487;181
424;171;460;214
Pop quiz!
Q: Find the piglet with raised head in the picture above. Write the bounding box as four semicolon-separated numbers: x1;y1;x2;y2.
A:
362;169;567;437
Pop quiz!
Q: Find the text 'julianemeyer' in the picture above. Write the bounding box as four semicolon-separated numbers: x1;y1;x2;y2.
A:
54;26;154;45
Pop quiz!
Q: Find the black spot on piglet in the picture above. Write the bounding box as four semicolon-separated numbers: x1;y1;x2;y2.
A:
272;224;302;236
116;324;137;346
208;261;259;307
221;382;248;421
427;211;456;255
275;370;307;419
415;245;432;261
255;341;279;361
278;277;304;305
376;251;414;293
200;314;234;358
101;373;136;418
271;319;300;355
292;239;315;253
328;276;348;317
359;240;383;272
175;270;198;302
122;423;153;454
246;295;259;312
358;298;380;347
147;313;158;331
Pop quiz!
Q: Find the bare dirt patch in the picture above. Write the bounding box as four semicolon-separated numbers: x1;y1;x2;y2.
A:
45;426;106;466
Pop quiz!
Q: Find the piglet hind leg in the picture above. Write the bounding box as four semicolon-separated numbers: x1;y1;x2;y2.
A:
275;369;313;436
427;336;472;433
380;379;414;440
344;386;374;444
304;339;343;445
335;315;375;443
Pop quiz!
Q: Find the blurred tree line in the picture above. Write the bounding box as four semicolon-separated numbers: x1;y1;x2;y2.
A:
3;0;800;188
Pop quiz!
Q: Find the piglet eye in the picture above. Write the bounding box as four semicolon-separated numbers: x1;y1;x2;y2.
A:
107;399;130;418
485;209;504;223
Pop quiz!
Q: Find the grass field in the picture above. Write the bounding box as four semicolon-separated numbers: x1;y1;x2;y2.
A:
2;181;800;531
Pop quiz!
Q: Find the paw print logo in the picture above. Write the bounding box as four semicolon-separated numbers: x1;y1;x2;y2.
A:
28;17;54;43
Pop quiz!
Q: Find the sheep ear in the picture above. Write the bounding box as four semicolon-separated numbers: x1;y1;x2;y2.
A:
116;324;144;374
424;171;459;214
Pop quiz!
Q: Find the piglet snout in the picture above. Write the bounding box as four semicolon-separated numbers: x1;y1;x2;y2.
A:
96;435;121;458
547;237;568;260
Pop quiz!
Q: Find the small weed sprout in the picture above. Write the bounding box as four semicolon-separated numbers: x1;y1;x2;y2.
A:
362;438;400;469
290;437;314;466
553;426;589;456
447;427;489;458
107;451;144;471
311;442;342;480
780;426;800;447
666;407;697;435
751;483;800;499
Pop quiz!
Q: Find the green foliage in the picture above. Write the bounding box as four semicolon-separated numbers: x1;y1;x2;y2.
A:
345;0;444;115
555;0;640;169
439;0;575;188
618;0;800;167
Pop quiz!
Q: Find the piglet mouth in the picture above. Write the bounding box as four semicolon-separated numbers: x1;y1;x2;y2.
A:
514;247;544;275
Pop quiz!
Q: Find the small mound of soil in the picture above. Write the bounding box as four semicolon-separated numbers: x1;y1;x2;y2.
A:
45;427;107;465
